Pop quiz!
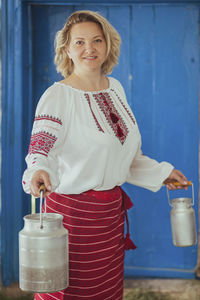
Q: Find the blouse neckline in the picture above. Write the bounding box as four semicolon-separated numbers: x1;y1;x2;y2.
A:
54;77;112;94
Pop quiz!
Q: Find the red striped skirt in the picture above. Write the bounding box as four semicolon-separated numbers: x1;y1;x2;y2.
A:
34;186;135;300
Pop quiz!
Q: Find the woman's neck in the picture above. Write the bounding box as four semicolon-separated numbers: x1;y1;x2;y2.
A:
61;71;109;92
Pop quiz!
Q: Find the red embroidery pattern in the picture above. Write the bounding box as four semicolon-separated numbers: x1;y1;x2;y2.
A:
84;94;104;132
111;89;136;125
34;114;62;125
28;131;57;157
93;92;128;144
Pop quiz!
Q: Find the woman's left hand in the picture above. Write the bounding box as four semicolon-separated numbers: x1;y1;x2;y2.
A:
163;169;188;190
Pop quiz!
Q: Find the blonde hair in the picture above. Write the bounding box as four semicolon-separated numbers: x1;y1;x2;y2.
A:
54;10;121;77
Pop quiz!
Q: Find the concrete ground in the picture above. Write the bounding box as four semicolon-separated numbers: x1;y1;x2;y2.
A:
1;279;200;299
124;278;200;300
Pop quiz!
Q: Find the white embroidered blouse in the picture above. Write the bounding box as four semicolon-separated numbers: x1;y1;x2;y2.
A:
22;77;174;194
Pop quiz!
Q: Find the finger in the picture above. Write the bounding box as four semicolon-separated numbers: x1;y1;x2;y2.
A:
30;183;40;198
169;182;184;190
31;170;52;197
31;179;45;198
174;170;188;185
167;183;175;190
41;174;52;195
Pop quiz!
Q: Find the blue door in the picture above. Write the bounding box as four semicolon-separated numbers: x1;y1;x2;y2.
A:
1;0;200;285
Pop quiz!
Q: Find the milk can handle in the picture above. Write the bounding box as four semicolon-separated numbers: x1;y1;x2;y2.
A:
167;182;194;207
39;184;46;229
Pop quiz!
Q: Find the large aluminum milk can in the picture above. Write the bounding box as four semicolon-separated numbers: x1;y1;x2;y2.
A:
167;182;197;247
19;189;69;292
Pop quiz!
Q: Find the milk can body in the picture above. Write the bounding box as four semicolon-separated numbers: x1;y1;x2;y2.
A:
170;197;197;247
19;213;69;292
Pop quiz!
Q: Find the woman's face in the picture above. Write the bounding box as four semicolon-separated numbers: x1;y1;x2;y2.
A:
66;21;107;74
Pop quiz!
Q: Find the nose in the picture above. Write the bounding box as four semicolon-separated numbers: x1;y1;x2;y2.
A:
85;42;95;53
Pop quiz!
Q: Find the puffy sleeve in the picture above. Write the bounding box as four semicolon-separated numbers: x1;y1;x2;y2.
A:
126;136;174;192
111;77;174;192
22;84;68;194
110;77;174;192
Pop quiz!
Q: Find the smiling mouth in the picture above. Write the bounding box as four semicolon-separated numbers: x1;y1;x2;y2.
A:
84;56;97;60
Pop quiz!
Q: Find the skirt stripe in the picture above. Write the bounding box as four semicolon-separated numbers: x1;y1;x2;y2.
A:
34;186;133;300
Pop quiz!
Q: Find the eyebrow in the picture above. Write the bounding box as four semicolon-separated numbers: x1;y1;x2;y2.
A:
74;35;103;40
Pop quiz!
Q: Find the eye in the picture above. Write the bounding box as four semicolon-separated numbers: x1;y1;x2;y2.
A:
76;40;84;45
94;39;102;43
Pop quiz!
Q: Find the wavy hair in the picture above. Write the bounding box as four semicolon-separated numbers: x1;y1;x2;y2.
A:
54;10;121;77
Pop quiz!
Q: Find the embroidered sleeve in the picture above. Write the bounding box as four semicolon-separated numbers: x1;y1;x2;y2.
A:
28;131;57;157
22;85;66;194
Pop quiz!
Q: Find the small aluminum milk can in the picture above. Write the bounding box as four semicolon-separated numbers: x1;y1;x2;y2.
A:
167;182;197;247
19;187;69;292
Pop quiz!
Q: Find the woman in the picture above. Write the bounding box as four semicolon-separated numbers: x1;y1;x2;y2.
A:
22;10;188;300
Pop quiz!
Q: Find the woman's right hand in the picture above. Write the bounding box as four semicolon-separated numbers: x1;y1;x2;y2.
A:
30;170;52;197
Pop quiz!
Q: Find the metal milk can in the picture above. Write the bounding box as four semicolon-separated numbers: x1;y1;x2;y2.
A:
167;182;197;247
19;189;69;292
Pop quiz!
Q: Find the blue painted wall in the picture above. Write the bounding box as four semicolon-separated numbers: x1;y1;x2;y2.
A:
1;0;200;285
